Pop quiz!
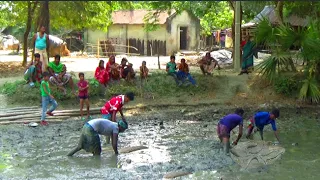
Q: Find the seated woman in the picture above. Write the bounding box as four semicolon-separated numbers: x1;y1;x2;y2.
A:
177;58;196;86
140;61;149;80
24;53;42;87
106;55;120;81
198;52;220;75
123;63;136;81
119;58;128;79
94;60;109;87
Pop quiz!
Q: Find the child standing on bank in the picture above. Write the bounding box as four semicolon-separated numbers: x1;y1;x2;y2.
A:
77;72;90;120
40;72;58;126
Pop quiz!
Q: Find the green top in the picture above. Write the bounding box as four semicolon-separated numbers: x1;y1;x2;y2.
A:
166;62;177;73
48;61;64;73
40;80;50;97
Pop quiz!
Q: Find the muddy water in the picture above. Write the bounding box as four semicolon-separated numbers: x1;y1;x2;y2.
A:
0;107;319;180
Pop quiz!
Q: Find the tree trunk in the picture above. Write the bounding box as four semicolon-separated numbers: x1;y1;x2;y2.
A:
22;1;38;66
37;1;50;34
228;1;243;63
275;1;284;25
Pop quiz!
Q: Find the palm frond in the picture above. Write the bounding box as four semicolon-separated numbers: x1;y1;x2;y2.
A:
299;77;320;103
254;18;278;47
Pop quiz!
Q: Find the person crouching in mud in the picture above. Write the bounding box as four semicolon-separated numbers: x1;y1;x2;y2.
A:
217;108;244;153
67;118;128;156
246;108;280;143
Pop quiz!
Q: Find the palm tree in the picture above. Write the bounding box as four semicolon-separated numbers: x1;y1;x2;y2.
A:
255;18;320;103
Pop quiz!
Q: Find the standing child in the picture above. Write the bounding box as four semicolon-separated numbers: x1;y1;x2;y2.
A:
77;72;90;120
40;72;58;126
140;61;149;80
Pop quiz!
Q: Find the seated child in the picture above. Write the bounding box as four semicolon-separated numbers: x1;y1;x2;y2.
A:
140;61;149;80
123;63;135;81
177;58;196;86
94;60;109;86
24;53;42;87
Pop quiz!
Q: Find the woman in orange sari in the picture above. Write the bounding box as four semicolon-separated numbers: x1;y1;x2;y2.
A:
95;60;109;86
106;55;120;81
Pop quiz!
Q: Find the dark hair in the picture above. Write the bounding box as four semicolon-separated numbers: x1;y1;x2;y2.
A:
271;108;280;118
206;52;211;56
125;92;135;101
142;61;146;64
122;58;128;62
42;72;50;77
34;53;40;58
55;54;61;60
99;60;104;66
170;55;175;60
78;72;84;77
181;58;186;61
235;108;244;116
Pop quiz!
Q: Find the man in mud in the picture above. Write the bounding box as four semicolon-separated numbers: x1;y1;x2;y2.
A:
217;108;244;153
67;118;128;156
246;108;281;143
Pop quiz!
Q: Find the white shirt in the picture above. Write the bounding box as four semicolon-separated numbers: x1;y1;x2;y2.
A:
88;118;119;135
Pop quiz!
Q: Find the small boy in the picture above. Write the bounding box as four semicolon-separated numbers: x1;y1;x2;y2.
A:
101;92;135;122
246;108;280;143
77;72;90;120
217;108;244;153
140;61;149;80
40;72;58;126
177;58;196;86
24;53;42;87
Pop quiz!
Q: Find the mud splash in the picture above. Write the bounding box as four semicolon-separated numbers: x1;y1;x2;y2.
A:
0;106;319;179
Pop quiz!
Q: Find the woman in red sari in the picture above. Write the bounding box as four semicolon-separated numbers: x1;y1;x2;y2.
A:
95;60;109;86
106;55;120;81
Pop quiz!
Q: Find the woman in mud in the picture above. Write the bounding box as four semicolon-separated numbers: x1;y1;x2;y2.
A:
198;52;220;75
67;118;128;156
106;55;120;81
94;60;109;87
217;108;244;153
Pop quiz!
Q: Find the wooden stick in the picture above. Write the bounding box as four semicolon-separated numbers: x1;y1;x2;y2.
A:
0;111;39;118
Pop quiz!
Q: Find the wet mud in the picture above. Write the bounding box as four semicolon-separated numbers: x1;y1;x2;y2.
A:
0;106;320;179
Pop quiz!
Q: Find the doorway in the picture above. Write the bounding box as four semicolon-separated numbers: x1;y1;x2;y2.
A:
179;27;187;50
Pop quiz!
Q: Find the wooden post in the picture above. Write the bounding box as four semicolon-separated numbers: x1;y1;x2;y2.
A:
234;1;241;72
127;39;130;56
97;38;100;59
157;43;160;69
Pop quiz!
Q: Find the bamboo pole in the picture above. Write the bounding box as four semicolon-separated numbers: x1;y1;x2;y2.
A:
234;1;241;72
97;38;100;59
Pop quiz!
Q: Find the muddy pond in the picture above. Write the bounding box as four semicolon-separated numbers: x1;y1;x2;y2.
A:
0;106;319;180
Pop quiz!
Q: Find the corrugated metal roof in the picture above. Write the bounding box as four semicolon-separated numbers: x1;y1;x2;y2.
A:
111;10;175;25
251;6;308;27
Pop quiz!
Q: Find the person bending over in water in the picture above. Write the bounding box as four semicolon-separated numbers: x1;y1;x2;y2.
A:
246;108;280;143
217;108;244;153
67;118;128;156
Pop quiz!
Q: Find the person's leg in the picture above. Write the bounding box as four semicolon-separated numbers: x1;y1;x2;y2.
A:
41;96;49;121
187;73;196;85
48;97;58;113
67;134;84;156
79;98;84;118
200;65;206;75
258;128;264;140
222;137;230;153
85;98;90;119
246;118;255;139
42;49;48;72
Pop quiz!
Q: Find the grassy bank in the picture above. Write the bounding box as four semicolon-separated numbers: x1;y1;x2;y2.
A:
0;69;303;109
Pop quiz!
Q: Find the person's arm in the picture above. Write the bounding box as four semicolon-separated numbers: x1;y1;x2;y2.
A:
26;60;33;69
233;125;243;145
119;109;126;121
111;133;119;155
32;34;36;49
271;121;280;143
166;64;169;72
259;128;264;140
60;64;67;77
42;82;54;99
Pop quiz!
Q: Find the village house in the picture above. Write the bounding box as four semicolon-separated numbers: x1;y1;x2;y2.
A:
84;10;200;56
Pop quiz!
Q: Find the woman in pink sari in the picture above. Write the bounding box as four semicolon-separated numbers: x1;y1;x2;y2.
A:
95;60;109;86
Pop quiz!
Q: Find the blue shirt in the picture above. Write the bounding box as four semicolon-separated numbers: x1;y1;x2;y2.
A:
219;114;243;130
254;112;277;131
35;32;47;50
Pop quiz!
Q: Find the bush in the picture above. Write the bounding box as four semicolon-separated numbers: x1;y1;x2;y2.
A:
274;76;298;96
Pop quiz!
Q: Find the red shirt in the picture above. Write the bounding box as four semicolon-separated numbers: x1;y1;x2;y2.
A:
77;80;88;96
101;95;124;114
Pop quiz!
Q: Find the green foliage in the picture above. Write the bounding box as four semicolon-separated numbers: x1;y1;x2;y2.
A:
0;80;25;95
274;76;298;96
299;77;320;103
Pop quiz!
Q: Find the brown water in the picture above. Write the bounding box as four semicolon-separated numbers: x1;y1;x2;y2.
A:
0;107;319;180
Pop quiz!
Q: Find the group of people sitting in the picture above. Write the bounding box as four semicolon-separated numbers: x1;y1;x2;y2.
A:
94;55;149;86
24;53;75;94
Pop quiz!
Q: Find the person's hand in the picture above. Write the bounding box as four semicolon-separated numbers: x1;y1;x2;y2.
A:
50;95;55;99
232;141;238;146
